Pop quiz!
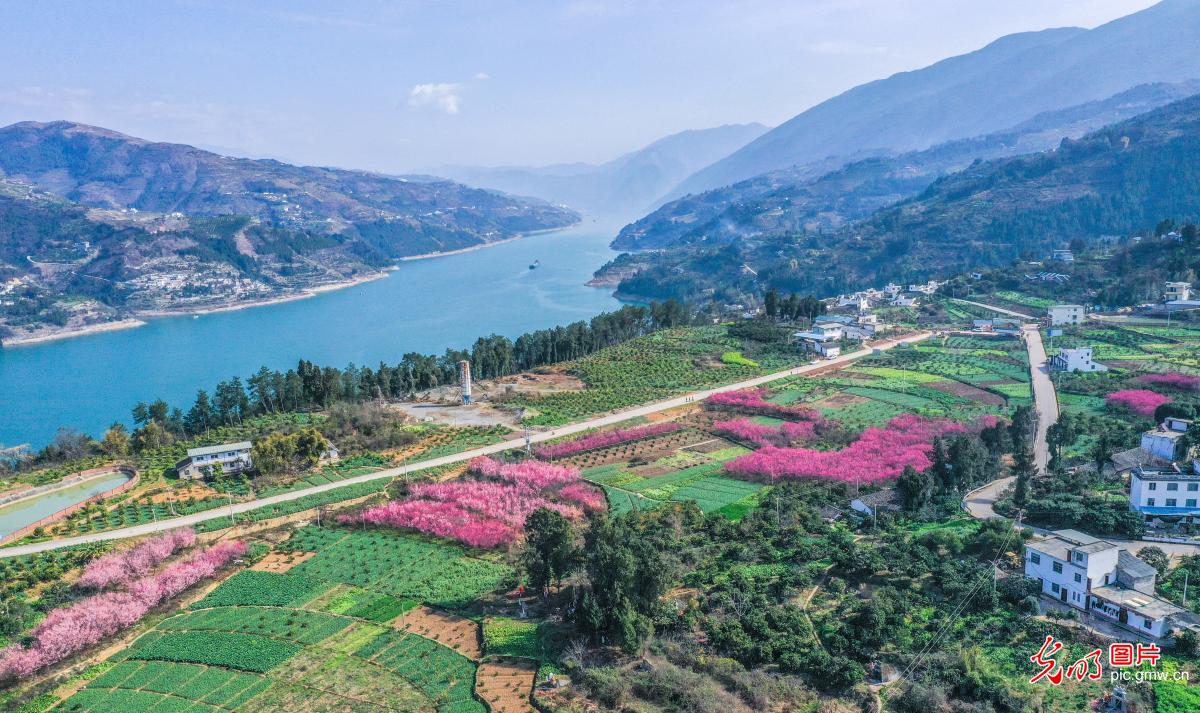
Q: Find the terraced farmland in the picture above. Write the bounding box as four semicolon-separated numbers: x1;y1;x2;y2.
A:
60;527;498;713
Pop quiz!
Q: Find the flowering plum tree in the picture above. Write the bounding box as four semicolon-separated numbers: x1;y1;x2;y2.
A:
1136;373;1200;391
724;414;967;484
1106;389;1171;416
0;540;245;682
78;528;197;590
705;389;822;421
534;422;682;459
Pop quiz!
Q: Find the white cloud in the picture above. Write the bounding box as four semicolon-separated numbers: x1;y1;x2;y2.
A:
408;82;464;114
473;72;490;81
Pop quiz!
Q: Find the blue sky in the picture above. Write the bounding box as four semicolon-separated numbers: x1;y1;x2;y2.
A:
0;0;1161;172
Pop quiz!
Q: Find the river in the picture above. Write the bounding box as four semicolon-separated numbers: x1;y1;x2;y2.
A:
0;222;623;449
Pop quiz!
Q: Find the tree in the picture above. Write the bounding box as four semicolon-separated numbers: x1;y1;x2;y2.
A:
1012;446;1035;508
1137;546;1169;577
764;289;780;319
100;423;130;457
185;390;215;435
132;421;173;452
521;508;576;591
577;515;669;653
897;465;932;512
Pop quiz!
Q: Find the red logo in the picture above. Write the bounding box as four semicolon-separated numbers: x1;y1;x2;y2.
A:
1029;638;1162;686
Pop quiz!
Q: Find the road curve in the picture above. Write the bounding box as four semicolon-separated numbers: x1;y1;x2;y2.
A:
0;332;932;559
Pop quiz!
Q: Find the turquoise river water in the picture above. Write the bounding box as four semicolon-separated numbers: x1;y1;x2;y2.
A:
0;223;623;449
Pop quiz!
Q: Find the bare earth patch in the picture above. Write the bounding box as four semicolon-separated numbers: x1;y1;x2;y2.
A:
812;392;871;408
393;605;482;659
250;550;316;573
476;656;537;713
926;380;1005;406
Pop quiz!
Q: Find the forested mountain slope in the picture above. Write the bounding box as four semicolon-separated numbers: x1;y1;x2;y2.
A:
672;0;1200;196
602;93;1200;304
613;82;1200;251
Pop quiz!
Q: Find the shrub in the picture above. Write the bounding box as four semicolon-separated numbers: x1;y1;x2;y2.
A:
533;423;683;460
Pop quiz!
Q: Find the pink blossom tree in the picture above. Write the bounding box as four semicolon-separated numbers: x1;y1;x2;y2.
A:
534;422;683;459
1106;389;1171;416
78;528;197;590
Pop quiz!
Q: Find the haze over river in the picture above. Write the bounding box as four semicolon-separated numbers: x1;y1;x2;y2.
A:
0;223;622;449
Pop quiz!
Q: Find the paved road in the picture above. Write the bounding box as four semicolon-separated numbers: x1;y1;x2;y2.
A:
959;314;1200;558
950;298;1035;320
962;323;1052;519
1024;325;1057;474
0;332;932;559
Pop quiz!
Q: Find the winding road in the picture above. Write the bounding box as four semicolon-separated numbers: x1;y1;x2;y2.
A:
0;332;932;559
957;306;1200;559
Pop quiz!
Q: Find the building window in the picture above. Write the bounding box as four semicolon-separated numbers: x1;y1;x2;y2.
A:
1148;498;1156;506
1144;618;1153;630
1148;482;1157;490
1053;563;1063;574
1188;499;1197;508
1104;574;1111;585
1052;583;1060;593
1073;552;1084;563
1189;483;1198;492
1167;499;1177;507
1168;483;1179;491
1074;573;1082;583
1030;553;1041;565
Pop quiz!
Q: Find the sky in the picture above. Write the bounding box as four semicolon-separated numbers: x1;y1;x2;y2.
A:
0;0;1163;173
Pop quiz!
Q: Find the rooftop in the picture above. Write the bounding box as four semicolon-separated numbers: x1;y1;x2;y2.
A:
1091;585;1184;620
185;441;253;458
1117;550;1157;580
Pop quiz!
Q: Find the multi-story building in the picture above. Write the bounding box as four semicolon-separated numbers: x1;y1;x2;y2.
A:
1024;530;1191;640
1129;463;1200;525
175;441;253;480
793;323;843;358
1047;304;1085;326
1165;281;1192;302
1049;347;1108;373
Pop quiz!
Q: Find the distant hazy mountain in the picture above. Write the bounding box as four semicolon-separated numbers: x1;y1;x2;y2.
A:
0;121;578;253
612;81;1200;251
672;0;1200;197
599;92;1200;304
432;123;768;218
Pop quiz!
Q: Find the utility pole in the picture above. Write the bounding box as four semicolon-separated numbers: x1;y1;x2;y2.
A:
1184;570;1189;607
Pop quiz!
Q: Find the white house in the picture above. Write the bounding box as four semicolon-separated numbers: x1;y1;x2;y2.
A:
1165;281;1192;302
1024;530;1187;640
890;295;918;307
794;323;843;358
1129;464;1200;525
176;441;253;480
1049;347;1108;373
1141;418;1193;462
1051;249;1075;263
1047;304;1085;326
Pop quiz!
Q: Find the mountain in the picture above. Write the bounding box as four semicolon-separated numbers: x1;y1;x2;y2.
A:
0;121;578;257
612;81;1200;251
671;0;1200;197
431;123;768;219
0;121;579;342
600;93;1200;304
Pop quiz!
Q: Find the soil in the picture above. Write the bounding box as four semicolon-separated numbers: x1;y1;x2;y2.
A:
812;392;871;408
250;550;316;573
476;656;538;713
925;379;1006;406
393;605;483;659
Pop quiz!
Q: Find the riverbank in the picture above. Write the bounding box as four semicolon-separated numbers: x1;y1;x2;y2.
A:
132;270;390;319
1;317;147;347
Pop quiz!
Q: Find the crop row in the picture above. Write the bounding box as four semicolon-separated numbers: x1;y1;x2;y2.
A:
161;606;351;645
130;630;302;673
